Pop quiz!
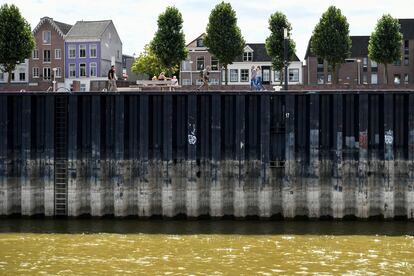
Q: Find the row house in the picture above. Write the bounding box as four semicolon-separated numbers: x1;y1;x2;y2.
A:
64;20;122;91
180;34;303;86
29;17;72;90
304;19;414;85
0;59;29;84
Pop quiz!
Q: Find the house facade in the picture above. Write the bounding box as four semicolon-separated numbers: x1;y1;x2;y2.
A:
304;19;414;85
64;20;122;91
0;59;29;84
225;44;302;86
29;17;72;90
180;34;302;86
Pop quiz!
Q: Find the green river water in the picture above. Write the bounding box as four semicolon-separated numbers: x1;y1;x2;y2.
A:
0;219;413;275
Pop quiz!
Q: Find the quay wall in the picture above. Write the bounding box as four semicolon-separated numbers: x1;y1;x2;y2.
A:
0;91;414;219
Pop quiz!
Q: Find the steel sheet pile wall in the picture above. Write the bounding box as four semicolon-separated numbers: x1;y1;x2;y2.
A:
0;92;414;218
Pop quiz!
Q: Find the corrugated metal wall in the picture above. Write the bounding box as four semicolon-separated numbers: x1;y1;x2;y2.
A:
0;92;413;218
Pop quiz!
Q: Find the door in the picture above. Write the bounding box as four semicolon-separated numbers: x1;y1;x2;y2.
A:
262;66;271;84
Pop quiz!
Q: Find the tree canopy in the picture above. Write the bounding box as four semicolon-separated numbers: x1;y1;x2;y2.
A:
150;6;187;76
265;11;296;85
0;4;35;83
131;44;178;78
204;1;245;85
311;6;351;84
368;14;402;84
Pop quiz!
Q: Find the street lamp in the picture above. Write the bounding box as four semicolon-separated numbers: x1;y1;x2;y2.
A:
356;59;361;85
52;67;57;92
283;28;289;91
189;60;194;85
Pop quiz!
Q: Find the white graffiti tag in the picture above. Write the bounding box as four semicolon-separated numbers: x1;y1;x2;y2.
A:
385;130;393;145
188;123;197;145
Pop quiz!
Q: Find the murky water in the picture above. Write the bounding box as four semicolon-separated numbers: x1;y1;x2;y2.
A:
0;219;413;275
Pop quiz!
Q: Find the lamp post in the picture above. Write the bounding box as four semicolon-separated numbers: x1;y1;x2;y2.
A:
283;28;289;91
356;59;361;85
52;67;57;92
189;60;194;85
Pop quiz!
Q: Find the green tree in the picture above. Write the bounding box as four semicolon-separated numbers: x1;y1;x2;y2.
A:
131;44;178;79
0;4;35;83
150;6;187;76
265;12;296;85
311;6;351;84
368;15;402;85
204;2;245;85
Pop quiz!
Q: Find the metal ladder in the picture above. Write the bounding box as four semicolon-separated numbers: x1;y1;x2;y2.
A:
54;96;68;216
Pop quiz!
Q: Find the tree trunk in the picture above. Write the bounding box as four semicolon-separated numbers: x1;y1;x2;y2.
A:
7;69;12;84
279;69;283;86
384;63;388;85
332;64;337;85
224;64;228;85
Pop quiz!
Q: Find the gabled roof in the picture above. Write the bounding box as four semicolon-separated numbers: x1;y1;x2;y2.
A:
186;33;205;47
305;36;370;59
305;19;414;59
65;20;112;40
234;43;300;62
33;17;72;37
399;19;414;39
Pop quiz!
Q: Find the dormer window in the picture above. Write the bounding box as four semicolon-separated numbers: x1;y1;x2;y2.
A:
196;38;204;47
243;52;253;61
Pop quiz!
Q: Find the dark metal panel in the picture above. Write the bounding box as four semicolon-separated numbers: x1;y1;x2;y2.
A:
0;95;7;214
260;95;270;184
187;94;197;161
384;94;394;161
115;96;125;161
139;95;149;161
128;96;139;160
163;95;173;161
211;95;221;162
235;95;245;161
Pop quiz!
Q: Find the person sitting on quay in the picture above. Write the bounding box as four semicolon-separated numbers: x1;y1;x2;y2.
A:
158;72;166;81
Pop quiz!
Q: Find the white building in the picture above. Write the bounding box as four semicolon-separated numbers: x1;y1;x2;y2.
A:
0;59;29;84
224;44;302;86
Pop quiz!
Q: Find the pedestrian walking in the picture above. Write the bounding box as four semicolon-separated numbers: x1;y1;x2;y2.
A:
255;66;265;91
197;65;210;91
107;65;118;92
250;66;257;90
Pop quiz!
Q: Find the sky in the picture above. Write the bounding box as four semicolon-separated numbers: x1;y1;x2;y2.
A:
2;0;414;60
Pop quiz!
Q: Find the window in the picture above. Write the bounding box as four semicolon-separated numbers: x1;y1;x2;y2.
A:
289;69;299;82
317;58;324;72
11;73;14;81
317;72;324;84
32;67;39;78
394;74;401;84
79;63;86;77
182;79;191;85
19;72;25;81
394;59;401;66
196;56;204;70
371;60;378;73
240;69;249;82
243;52;253;61
405;40;409;48
69;64;76;78
209;79;219;85
42;31;51;44
327;74;332;84
363;74;368;84
230;69;238;82
32;49;39;59
79;45;86;58
405;74;409;84
371;73;378;84
404;56;409;65
181;60;191;71
211;57;219;71
195;79;203;85
90;44;97;58
55;67;61;78
43;67;51;80
43;50;51;63
69;45;76;59
274;71;280;82
90;62;97;77
0;72;3;81
55;49;61;59
80;84;86;92
196;38;204;47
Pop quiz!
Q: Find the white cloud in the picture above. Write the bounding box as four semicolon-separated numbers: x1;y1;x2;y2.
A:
2;0;414;59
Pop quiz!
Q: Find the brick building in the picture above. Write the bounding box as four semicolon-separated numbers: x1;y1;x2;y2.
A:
29;17;72;90
303;19;414;85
